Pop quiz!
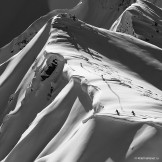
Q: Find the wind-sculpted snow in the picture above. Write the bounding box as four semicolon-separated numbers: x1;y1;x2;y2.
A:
110;0;162;48
0;5;162;162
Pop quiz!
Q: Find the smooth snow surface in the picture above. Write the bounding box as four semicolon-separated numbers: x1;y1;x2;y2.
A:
0;0;162;162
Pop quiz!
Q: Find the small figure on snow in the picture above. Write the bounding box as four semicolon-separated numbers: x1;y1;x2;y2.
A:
132;111;135;116
116;109;120;116
72;15;77;21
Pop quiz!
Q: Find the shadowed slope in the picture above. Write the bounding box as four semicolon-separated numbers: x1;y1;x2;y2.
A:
147;0;162;8
0;19;52;123
48;0;80;10
0;0;136;51
0;0;50;48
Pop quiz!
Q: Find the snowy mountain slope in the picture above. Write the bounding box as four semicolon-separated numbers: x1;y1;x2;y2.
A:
1;0;162;48
110;0;162;48
0;13;162;162
0;0;136;50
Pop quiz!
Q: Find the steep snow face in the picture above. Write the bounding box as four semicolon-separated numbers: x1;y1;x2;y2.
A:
0;13;162;162
110;0;162;48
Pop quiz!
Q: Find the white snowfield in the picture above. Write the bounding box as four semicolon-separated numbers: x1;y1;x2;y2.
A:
0;0;162;162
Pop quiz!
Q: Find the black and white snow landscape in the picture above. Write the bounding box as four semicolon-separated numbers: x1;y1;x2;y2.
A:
0;0;162;162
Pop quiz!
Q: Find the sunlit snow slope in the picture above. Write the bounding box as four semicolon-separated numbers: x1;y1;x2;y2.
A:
0;1;162;162
110;0;162;48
